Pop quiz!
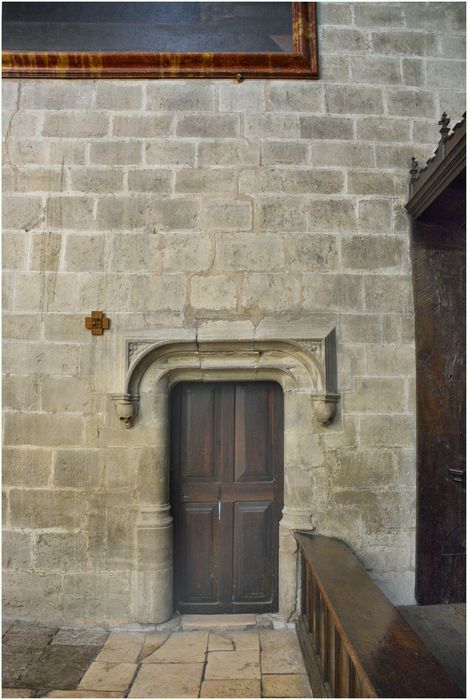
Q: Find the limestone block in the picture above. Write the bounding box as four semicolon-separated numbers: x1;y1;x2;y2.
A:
371;30;438;57
347;171;398;196
3;572;62;623
385;88;437;118
319;3;352;25
244;114;300;139
202;200;251;231
303;274;363;311
163;232;212;273
319;54;350;82
375;144;430;170
198;139;260;166
339;314;380;343
243;274;301;312
284;467;312;507
300;115;354;140
321;27;368;53
285;233;338;271
10;489;86;529
218;82;265;112
3;314;41;340
266;82;322;112
49;142;87;165
357;199;393;233
95;82;143;110
262;141;308;165
191;275;237;310
3;531;32;569
216;233;284;271
46;196;94;230
285;432;323;468
260;630;305;675
5;406;82;447
177;114;240;138
107;508;137;569
175;168;236;194
132;568;172;623
356;117;411;142
426;59;466;89
112;114;172;137
338;345;366;390
63;573;131;623
90;142;142;166
354;3;403;27
21;81;94;109
325;85;384;115
135;445;168;503
34;532;88;571
364;276;413;313
95;197;152;231
96;632;145;663
3;375;40;411
254;197;307;232
440;32;466;59
201;680;261;698
366;344;416;376
310;142;374;168
30;232;62;271
9;140;48;166
110;233;159;273
64;235;105;272
329;449;397;489
152;198;200;231
360;415;416;448
435;91;466;123
147;82;214;111
309;199;356;231
205;650;260;679
412;120;440;145
5;339;80;375
128;275;186;312
2;229;26;271
342;235;407;271
3;447;52;487
402;59;425;87
350;56;402;84
42;113;109;138
145;141;195;166
9;168;64;193
282;169;345;194
3;271;14;310
196;319;254;342
53;449;100;488
348;377;406;413
405;2;465;31
127;169;171;193
3;195;43;231
69;169;124;194
239;168;283;193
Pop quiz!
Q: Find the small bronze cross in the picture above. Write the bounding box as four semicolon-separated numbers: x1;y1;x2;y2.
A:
85;310;110;336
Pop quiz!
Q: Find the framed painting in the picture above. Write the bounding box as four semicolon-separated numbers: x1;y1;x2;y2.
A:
2;1;318;79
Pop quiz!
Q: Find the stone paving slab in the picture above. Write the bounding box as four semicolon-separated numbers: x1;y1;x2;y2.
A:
78;662;137;693
137;632;171;662
200;679;261;697
208;630;260;651
4;624;57;651
3;649;39;688
95;632;145;663
182;614;257;630
2;690;35;698
45;691;123;698
262;673;312;698
205;650;261;680
17;645;101;690
129;662;204;698
260;629;306;675
141;631;208;664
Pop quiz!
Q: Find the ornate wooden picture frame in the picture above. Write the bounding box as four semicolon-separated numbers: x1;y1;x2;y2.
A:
2;2;318;80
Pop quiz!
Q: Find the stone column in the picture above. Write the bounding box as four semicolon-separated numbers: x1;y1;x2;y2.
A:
133;392;173;623
279;508;313;622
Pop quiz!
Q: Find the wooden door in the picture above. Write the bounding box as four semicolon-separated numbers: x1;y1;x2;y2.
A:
170;381;283;614
412;172;466;603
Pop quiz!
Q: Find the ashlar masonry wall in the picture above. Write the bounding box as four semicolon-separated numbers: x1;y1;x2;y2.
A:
2;2;466;625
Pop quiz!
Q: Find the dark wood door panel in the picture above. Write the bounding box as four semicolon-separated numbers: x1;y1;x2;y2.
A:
233;501;275;607
175;502;220;606
171;381;284;614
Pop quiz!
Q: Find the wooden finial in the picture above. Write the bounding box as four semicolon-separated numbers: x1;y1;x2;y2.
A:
438;112;451;141
410;156;419;181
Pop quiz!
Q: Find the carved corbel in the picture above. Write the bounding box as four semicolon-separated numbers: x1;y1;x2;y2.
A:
313;393;340;425
111;394;138;429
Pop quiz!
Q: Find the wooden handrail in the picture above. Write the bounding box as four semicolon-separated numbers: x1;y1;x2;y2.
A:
294;532;463;698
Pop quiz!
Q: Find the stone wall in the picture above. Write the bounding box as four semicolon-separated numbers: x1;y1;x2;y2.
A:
3;2;466;624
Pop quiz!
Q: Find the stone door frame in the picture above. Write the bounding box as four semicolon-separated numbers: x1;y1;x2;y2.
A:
109;322;339;624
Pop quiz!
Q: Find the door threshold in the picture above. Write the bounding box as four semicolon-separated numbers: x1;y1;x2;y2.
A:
181;613;258;631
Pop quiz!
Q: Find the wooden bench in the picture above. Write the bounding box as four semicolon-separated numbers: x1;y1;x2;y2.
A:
295;532;463;698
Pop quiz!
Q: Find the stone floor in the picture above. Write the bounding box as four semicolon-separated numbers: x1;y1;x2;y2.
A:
2;621;312;698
